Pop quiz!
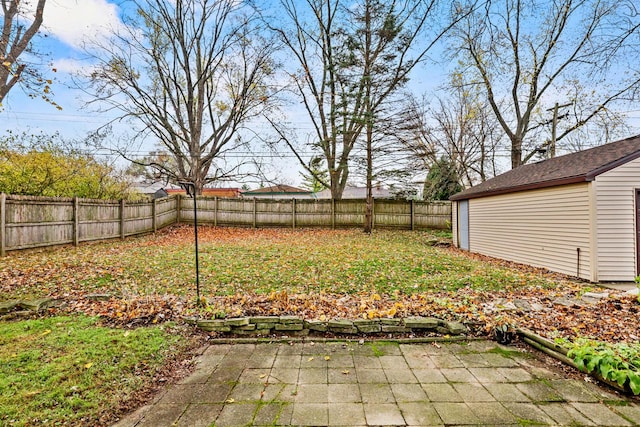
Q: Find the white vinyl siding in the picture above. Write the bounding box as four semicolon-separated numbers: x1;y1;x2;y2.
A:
594;157;640;281
452;201;458;247
469;183;592;280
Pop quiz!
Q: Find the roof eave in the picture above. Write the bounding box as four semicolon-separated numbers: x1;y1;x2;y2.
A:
585;150;640;180
450;175;587;201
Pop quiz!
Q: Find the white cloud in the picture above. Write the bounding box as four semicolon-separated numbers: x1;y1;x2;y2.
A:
52;57;96;74
40;0;126;50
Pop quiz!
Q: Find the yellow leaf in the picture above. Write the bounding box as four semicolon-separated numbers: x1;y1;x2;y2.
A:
41;330;52;336
324;356;331;361
342;370;350;375
259;374;267;379
225;398;235;403
308;357;314;362
84;362;93;369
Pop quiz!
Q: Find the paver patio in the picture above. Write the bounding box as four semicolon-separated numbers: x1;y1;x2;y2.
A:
113;340;640;426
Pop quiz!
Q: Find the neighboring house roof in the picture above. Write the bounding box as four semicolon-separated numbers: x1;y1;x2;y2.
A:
131;181;178;194
131;182;165;194
243;185;312;196
315;186;393;199
167;187;242;197
450;135;640;201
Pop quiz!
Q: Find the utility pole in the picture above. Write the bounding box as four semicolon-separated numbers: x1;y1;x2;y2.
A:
548;102;572;158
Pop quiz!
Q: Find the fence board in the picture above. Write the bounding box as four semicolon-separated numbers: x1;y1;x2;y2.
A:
0;194;450;254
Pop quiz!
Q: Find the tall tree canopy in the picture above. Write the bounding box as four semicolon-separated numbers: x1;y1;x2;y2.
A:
87;0;276;194
268;0;466;201
453;0;640;169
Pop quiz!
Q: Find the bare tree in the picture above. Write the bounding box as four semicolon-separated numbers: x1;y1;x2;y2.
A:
268;0;467;205
85;0;276;194
0;0;54;107
403;77;502;189
453;0;640;169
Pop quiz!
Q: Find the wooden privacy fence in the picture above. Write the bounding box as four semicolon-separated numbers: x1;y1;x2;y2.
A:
0;194;178;255
0;194;451;255
177;197;451;230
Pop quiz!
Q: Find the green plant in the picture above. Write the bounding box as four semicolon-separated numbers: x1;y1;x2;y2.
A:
567;339;640;395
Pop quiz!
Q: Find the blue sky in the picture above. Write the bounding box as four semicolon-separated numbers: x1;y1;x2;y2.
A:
2;0;640;189
0;0;445;188
1;0;126;137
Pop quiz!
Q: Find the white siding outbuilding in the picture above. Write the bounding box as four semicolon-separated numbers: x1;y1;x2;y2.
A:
450;135;640;282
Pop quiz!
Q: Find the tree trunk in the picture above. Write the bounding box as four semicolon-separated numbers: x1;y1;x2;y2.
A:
364;124;373;233
511;135;523;169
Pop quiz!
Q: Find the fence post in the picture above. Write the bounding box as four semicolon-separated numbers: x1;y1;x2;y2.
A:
410;199;415;231
73;197;79;246
120;199;126;239
176;194;182;224
214;196;218;227
292;198;296;229
152;198;157;233
331;199;336;229
253;198;257;228
372;197;376;230
0;193;5;257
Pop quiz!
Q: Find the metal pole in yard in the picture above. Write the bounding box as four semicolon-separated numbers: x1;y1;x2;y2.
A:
179;181;201;304
193;193;200;302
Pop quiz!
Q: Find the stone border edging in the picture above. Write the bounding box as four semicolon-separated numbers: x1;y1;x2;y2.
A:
184;315;468;337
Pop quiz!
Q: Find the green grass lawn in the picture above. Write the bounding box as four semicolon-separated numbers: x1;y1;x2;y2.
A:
0;226;561;302
0;316;196;427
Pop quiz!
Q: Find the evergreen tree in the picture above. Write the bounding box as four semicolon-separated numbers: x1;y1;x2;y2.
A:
423;157;462;201
300;157;329;192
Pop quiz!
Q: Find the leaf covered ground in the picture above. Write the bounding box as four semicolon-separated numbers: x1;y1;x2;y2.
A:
1;225;638;343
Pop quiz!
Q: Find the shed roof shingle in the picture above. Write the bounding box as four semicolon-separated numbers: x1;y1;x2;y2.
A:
450;135;640;201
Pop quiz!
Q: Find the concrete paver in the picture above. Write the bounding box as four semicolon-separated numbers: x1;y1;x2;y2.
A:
328;403;366;426
467;402;519;425
432;402;481;425
570;402;634;426
539;402;597;426
112;339;640;426
397;402;442;426
363;403;405;425
291;403;328;426
549;379;604;402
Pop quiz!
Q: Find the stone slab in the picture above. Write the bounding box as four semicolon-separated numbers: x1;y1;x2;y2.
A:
403;316;439;329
